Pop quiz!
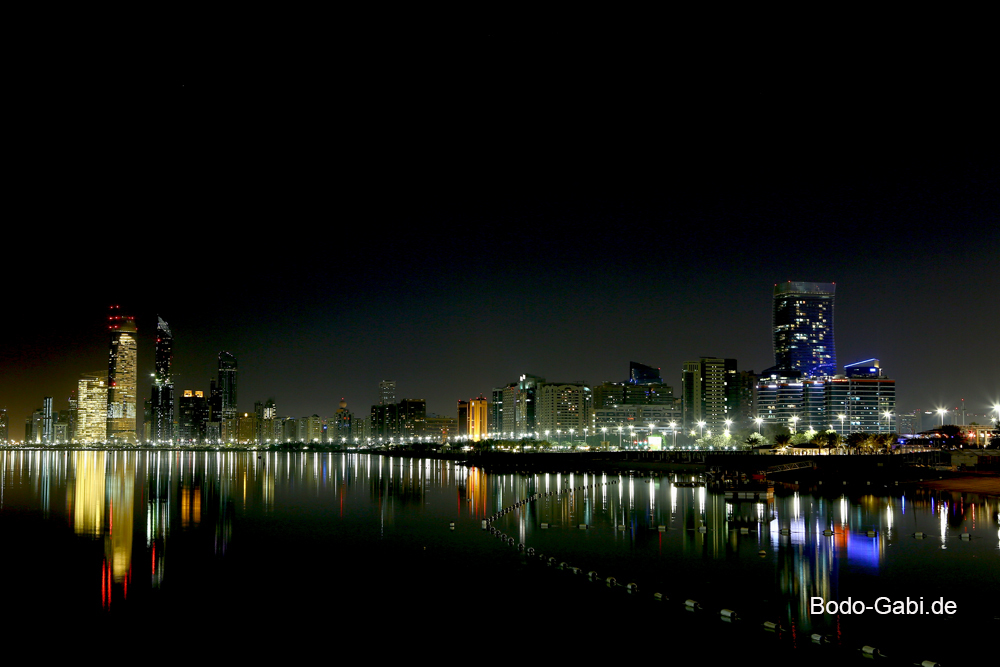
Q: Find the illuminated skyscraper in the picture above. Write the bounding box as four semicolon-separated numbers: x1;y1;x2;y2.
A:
77;373;108;442
469;394;489;442
769;281;836;377
379;381;396;406
150;316;174;442
682;357;738;432
106;306;138;444
217;352;238;439
178;390;207;444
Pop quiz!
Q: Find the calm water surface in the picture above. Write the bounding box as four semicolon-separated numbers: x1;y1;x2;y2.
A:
1;449;996;664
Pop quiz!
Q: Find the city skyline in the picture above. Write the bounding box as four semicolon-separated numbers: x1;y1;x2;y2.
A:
1;88;997;430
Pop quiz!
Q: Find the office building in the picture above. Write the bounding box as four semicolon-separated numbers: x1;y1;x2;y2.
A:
77;373;108;442
42;396;54;444
379;381;396;406
218;352;238;439
397;398;426;440
828;359;896;434
757;359;896;435
516;374;545;438
106;306;138;444
0;408;8;442
150;316;174;443
768;281;836;377
371;403;398;441
178;390;208;444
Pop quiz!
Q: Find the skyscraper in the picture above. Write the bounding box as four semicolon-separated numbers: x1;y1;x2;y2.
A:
379;381;396;406
682;357;738;433
218;352;238;439
469;394;489;442
42;396;54;444
150;316;174;443
77;373;107;442
769;281;836;377
106;306;138;444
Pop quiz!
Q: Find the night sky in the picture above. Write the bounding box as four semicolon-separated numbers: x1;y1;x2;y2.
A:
3;51;998;431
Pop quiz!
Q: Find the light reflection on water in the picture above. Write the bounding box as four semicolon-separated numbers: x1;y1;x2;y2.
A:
0;450;996;662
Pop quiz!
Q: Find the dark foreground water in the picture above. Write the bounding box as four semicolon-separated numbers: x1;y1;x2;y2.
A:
1;449;996;665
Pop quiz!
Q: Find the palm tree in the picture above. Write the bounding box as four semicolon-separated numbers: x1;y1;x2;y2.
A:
824;430;842;450
846;431;868;453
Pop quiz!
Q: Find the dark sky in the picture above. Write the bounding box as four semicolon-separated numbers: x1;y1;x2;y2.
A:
3;43;998;431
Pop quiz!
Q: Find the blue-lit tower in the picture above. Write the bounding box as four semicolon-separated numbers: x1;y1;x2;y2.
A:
768;281;836;377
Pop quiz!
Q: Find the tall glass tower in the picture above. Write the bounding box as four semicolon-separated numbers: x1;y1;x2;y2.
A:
106;306;138;443
150;316;174;442
770;281;836;377
218;352;238;439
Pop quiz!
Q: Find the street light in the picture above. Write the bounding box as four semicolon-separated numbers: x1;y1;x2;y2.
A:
669;421;677;449
754;417;763;434
937;408;947;427
697;421;706;440
838;414;846;435
882;411;893;434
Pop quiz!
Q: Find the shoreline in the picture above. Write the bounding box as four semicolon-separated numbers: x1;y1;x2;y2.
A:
4;445;996;497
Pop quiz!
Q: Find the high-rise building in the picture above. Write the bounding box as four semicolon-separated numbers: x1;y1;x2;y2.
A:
457;399;469;437
177;390;208;444
682;358;738;433
379;381;396;406
150;316;175;443
536;382;593;440
217;352;238;439
469;394;489;442
397;398;426;440
371;403;398;441
332;398;352;444
106;306;138;444
757;359;896;435
42;396;54;444
515;374;544;437
0;408;8;442
77;373;108;442
768;281;836;377
490;387;505;435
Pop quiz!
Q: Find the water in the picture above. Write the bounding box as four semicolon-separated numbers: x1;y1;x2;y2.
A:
1;449;996;664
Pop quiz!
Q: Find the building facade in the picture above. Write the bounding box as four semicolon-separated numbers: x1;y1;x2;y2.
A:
77;373;108;442
536;382;593;441
769;281;836;377
217;352;238;440
757;359;896;435
106;306;138;444
469;394;488;442
682;358;738;433
150;316;174;443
